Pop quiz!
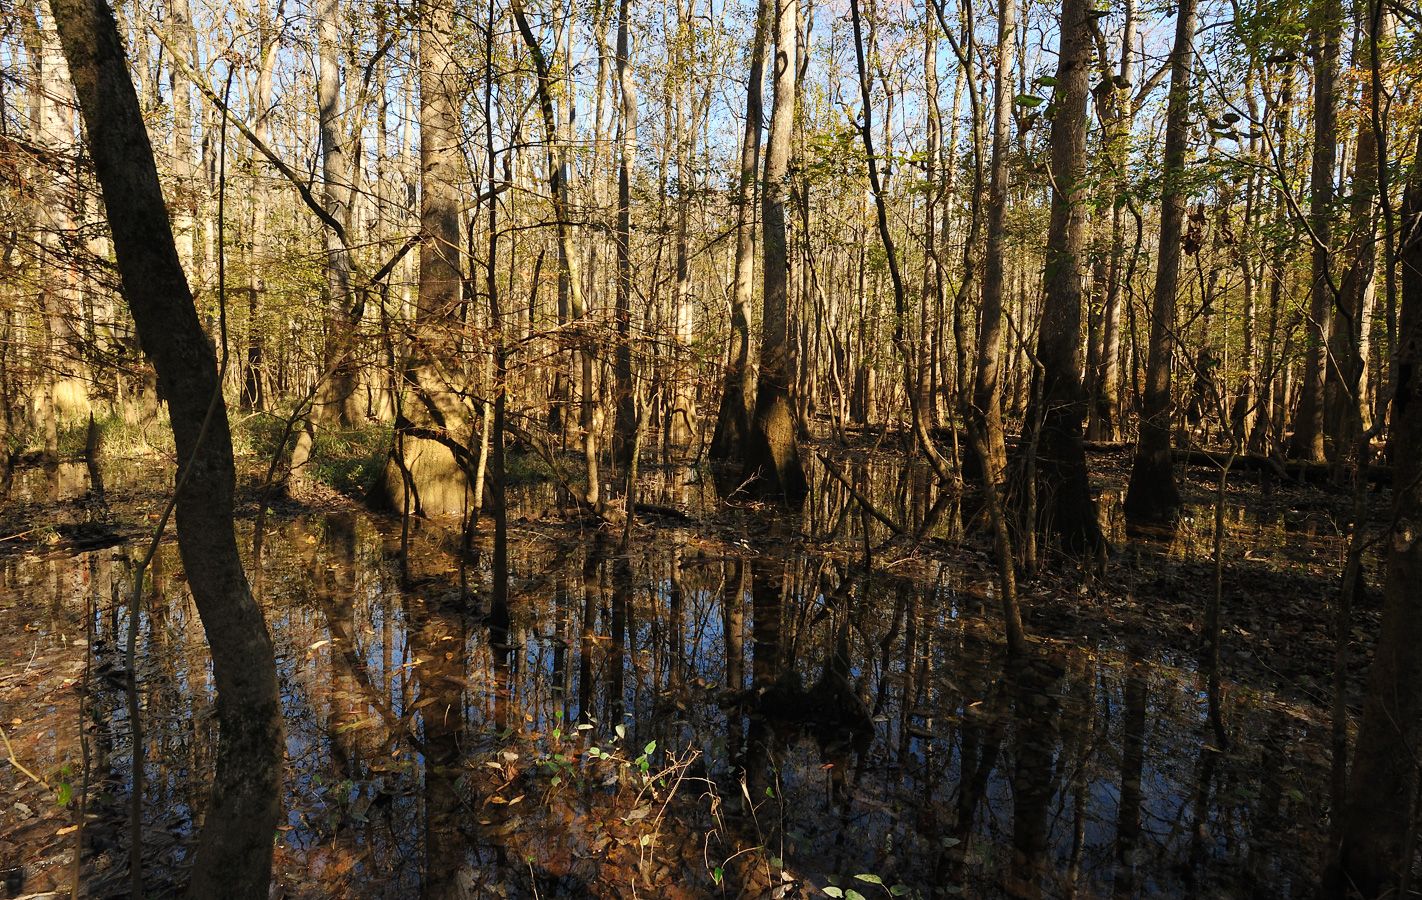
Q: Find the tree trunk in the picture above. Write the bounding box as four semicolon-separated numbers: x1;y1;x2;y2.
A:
1325;130;1422;900
1029;0;1103;555
1289;0;1341;463
707;0;764;460
1123;0;1198;521
972;0;1016;485
376;0;475;517
613;0;638;466
50;0;282;896
1326;3;1383;476
742;0;807;500
1093;0;1138;442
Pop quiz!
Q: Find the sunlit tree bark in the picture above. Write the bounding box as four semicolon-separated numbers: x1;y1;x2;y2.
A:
742;0;806;500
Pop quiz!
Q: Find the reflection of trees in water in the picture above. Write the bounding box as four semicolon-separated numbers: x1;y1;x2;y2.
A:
6;502;1337;898
1007;660;1064;899
411;601;468;900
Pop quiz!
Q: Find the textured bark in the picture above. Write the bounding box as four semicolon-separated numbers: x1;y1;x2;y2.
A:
376;0;473;516
972;0;1016;485
1090;0;1138;442
710;0;768;462
1325;132;1422;900
1030;0;1102;555
1123;0;1197;521
49;0;282;896
1325;6;1384;474
742;0;806;501
1289;0;1341;463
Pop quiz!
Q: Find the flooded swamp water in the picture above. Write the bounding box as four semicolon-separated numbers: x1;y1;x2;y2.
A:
0;455;1345;899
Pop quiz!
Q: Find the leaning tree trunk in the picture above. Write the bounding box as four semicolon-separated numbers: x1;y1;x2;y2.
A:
1324;130;1422;900
1123;0;1198;521
1028;0;1103;555
49;0;283;896
742;0;807;500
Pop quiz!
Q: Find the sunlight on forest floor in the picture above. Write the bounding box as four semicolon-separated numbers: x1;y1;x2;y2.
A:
0;447;1371;898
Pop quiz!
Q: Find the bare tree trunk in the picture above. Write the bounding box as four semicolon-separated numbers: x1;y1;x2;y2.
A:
1093;0;1138;442
50;1;282;896
1326;3;1384;477
1325;130;1422;900
612;0;639;467
241;18;279;412
1289;0;1341;463
668;6;699;451
742;0;807;500
1124;0;1198;521
289;0;356;488
972;0;1016;485
708;0;765;461
1029;0;1103;555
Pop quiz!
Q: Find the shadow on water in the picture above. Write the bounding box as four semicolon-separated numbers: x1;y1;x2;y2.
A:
0;457;1333;899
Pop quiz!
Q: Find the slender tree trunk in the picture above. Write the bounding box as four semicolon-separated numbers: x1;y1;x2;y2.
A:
1095;0;1137;442
1289;0;1341;463
1124;0;1198;521
972;0;1016;485
511;0;610;517
613;0;638;466
742;0;807;500
849;0;948;482
50;1;282;896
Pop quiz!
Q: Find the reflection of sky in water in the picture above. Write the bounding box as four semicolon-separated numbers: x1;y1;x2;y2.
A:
3;467;1328;899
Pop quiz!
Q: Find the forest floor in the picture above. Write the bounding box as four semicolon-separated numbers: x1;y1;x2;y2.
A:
0;432;1383;898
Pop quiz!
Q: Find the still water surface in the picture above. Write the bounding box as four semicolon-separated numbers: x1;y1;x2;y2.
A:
1;460;1329;898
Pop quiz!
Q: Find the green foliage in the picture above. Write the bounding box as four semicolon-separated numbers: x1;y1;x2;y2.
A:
504;448;554;485
308;424;393;494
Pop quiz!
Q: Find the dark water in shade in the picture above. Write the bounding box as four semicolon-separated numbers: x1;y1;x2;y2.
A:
0;459;1331;899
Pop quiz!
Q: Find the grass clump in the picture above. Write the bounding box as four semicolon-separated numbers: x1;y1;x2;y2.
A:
308;424;392;494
